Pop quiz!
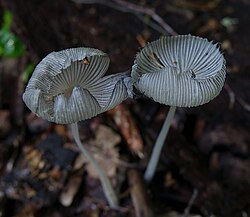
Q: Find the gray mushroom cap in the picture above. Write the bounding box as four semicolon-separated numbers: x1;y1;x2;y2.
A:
131;35;226;107
23;47;128;124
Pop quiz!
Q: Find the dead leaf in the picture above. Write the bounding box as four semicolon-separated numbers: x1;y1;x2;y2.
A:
79;124;121;179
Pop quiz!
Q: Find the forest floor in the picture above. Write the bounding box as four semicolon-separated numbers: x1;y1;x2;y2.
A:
0;0;250;217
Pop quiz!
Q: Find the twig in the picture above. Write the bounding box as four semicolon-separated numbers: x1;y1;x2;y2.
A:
136;13;168;35
181;188;199;217
72;0;177;36
128;169;154;217
224;82;250;112
224;82;236;110
112;0;177;36
237;98;250;112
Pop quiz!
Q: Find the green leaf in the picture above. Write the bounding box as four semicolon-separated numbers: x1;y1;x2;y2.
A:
2;10;13;31
0;29;25;58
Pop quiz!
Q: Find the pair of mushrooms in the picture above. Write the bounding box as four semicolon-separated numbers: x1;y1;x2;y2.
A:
23;35;226;208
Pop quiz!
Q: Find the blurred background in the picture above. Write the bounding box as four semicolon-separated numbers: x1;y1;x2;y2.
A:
0;0;250;216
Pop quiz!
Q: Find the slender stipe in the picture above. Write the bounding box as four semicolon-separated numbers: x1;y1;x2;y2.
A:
71;122;119;208
144;106;176;182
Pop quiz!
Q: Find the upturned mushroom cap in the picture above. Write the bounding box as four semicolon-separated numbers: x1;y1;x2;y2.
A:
131;35;226;107
23;47;128;124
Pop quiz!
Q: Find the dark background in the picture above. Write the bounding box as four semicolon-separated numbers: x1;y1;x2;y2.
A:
0;0;250;216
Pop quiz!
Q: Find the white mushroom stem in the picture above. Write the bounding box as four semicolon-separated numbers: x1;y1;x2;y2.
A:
144;106;176;182
70;122;119;208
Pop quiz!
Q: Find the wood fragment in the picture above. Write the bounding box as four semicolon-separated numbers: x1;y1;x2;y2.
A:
128;169;154;217
108;104;144;158
136;34;146;47
59;170;83;207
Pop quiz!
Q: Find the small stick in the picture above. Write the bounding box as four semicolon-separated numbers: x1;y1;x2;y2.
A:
128;169;154;217
181;188;199;217
112;0;178;36
72;0;177;36
224;82;250;112
224;82;236;110
238;98;250;112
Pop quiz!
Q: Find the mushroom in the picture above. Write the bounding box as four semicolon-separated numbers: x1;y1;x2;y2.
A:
131;35;226;182
23;47;129;208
